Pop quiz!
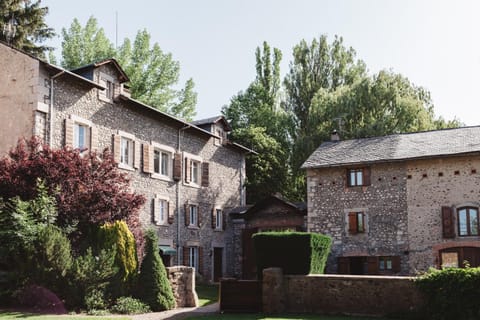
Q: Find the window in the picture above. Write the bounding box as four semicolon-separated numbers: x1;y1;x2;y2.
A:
191;160;200;184
154;197;168;225
99;73;115;102
121;137;134;167
348;212;366;234
105;80;113;100
189;205;198;227
74;123;89;150
379;257;393;271
215;209;223;229
188;247;199;270
184;153;205;187
154;149;171;177
347;168;371;187
458;207;479;236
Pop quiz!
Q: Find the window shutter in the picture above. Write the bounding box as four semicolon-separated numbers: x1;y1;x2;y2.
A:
153;197;159;223
367;256;379;275
184;204;190;226
90;126;98;152
201;162;210;187
143;144;153;173
337;257;350;274
113;134;121;163
198;247;203;275
345;169;351;187
392;256;401;273
442;206;455;238
211;209;216;229
348;212;358;234
363;167;371;186
173;153;182;181
183;247;189;266
133;140;140;169
223;212;227;230
98;78;107;99
168;201;174;224
65;118;74;147
185;158;191;183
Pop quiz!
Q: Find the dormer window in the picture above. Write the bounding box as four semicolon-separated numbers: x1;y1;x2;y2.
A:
99;72;115;102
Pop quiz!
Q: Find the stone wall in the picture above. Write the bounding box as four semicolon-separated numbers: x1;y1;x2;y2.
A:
167;266;198;307
262;268;423;316
307;162;409;274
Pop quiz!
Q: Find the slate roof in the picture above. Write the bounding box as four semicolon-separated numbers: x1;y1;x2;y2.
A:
302;126;480;169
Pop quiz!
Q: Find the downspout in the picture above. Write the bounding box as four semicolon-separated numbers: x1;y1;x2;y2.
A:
176;124;191;264
49;71;65;146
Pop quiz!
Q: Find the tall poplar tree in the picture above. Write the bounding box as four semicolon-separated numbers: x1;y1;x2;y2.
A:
0;0;54;57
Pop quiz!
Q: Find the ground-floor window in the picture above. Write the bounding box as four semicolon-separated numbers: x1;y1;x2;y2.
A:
440;247;480;268
338;255;400;275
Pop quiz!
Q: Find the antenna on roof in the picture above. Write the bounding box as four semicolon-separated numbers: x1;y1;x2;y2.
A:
115;11;118;49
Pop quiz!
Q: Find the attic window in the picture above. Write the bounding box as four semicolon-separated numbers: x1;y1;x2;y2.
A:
98;72;115;102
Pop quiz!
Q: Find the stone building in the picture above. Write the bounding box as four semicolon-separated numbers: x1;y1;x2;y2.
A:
0;41;253;282
303;127;480;275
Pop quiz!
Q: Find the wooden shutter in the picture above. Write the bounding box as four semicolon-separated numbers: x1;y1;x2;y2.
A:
391;256;401;273
153;197;159;223
201;162;209;187
363;167;371;186
211;209;216;229
65;118;74;147
337;257;350;274
98;78;107;99
183;246;189;266
223;212;227;230
367;256;379;275
143;144;153;173
198;247;203;275
113;134;121;163
168;201;174;224
133;140;140;169
348;212;358;234
184;204;190;226
345;169;351;187
90;126;98;152
185;158;191;183
173;153;182;181
442;206;455;238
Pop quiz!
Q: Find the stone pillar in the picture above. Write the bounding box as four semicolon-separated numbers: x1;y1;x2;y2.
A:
262;268;285;314
167;266;199;307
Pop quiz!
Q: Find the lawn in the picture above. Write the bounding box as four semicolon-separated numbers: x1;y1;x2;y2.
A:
185;314;386;320
0;311;129;320
196;283;219;306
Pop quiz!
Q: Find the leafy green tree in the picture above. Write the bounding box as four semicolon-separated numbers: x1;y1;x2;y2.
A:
0;0;54;57
60;16;115;69
59;18;197;120
137;229;175;311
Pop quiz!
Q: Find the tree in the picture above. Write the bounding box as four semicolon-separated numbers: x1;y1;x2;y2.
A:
59;18;197;120
0;137;145;249
137;229;175;311
0;0;55;57
60;16;115;69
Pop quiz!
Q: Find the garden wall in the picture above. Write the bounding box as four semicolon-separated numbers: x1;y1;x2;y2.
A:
167;266;198;308
263;268;424;316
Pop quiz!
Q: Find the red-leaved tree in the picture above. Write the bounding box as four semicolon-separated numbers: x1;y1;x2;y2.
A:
0;137;146;251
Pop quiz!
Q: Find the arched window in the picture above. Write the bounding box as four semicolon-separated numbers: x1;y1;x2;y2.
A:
457;207;479;236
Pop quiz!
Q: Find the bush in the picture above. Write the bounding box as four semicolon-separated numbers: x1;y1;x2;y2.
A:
253;231;331;279
137;229;175;311
111;296;150;314
415;267;480;320
15;284;67;314
84;288;106;312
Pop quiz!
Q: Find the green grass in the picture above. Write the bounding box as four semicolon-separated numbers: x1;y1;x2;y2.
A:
0;311;130;320
196;283;219;306
185;314;386;320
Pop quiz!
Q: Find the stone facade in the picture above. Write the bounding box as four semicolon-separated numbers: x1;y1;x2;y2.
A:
0;42;249;282
306;144;480;275
167;266;198;307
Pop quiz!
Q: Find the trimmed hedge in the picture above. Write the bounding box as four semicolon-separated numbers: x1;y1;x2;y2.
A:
415;266;480;320
253;231;331;278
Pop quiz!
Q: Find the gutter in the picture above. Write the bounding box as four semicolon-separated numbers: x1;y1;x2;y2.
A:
176;124;191;264
49;71;65;146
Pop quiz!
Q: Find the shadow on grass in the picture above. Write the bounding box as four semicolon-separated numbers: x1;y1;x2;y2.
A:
196;283;219;307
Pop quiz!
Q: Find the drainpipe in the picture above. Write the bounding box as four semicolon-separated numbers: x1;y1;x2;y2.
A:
176;124;191;264
49;71;65;146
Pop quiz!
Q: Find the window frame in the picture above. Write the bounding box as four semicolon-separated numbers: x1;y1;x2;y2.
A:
457;207;479;237
70;115;93;152
183;152;203;188
188;246;199;270
189;204;199;227
215;208;223;230
348;211;366;234
151;142;175;181
121;136;134;167
98;72;115;102
378;256;393;271
154;195;169;226
347;167;371;187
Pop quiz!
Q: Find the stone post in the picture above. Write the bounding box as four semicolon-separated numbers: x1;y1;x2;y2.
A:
262;268;285;314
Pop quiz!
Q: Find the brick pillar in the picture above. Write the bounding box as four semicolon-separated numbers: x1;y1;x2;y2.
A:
262;268;285;314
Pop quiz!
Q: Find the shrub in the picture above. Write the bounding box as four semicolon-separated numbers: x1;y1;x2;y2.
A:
253;231;331;279
111;296;150;314
137;229;175;311
15;284;67;314
415;267;480;320
84;288;106;312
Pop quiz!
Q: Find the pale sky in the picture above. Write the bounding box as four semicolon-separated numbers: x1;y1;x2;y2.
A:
41;0;480;125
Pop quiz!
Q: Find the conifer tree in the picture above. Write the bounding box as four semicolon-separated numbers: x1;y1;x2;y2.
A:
0;0;54;57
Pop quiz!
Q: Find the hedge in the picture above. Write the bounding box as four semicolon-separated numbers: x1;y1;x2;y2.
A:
253;231;331;279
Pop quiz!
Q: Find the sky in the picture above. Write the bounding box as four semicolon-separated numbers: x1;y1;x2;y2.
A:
40;0;480;125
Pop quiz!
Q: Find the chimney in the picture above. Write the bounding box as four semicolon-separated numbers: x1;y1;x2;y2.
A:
331;129;340;142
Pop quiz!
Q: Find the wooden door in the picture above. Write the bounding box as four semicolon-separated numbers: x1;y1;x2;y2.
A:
242;228;258;279
213;247;223;282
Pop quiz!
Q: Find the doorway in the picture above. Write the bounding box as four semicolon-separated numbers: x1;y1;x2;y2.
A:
213;247;223;282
